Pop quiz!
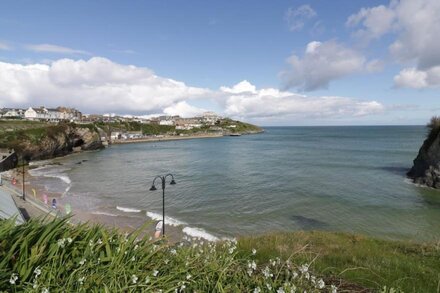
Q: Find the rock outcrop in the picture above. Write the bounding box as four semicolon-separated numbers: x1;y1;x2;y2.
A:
15;124;104;161
407;118;440;188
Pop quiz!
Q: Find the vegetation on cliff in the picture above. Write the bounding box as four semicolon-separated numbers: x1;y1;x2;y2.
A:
1;218;438;292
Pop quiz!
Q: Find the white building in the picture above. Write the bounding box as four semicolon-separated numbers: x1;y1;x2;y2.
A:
2;109;25;118
159;120;175;126
24;107;80;121
201;111;221;125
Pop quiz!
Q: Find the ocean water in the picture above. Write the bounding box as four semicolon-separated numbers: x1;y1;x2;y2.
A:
29;126;440;242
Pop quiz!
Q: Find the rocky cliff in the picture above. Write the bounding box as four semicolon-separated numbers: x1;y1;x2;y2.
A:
407;117;440;188
13;124;104;161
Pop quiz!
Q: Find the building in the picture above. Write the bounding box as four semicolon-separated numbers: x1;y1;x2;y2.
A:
24;107;82;122
1;108;25;119
200;111;222;125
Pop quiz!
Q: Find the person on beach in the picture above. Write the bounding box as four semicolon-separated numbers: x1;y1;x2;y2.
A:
154;220;163;238
52;198;57;209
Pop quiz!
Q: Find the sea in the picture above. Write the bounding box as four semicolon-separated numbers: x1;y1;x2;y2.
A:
28;126;440;242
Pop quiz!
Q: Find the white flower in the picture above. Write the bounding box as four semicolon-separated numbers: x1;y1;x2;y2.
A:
266;283;272;290
134;244;139;250
170;249;177;255
262;266;273;278
317;279;325;289
311;276;316;284
116;247;121;253
186;274;192;280
131;256;136;262
331;285;337;293
277;288;285;293
247;269;253;276
180;284;186;291
145;276;150;284
41;288;49;293
304;272;310;280
34;267;42;277
292;272;298;279
131;274;138;284
78;276;85;285
164;259;169;264
97;258;101;264
97;238;103;245
57;239;65;248
253;288;261;293
153;270;159;277
299;264;309;274
252;248;257;255
67;237;73;243
290;284;296;292
79;258;86;265
9;273;18;284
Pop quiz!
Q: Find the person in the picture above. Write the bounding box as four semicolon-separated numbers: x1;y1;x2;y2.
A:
52;198;57;209
154;220;163;239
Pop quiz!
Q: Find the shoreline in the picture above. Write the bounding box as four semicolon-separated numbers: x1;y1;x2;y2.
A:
111;132;224;144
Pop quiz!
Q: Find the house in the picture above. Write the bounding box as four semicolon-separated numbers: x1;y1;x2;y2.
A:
201;111;222;125
25;106;82;121
159;120;174;126
110;132;121;140
2;108;25;118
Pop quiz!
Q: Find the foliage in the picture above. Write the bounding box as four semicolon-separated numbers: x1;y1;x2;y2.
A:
239;231;440;293
1;218;337;292
425;116;440;147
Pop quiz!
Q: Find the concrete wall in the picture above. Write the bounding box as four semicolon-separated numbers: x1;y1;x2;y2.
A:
0;151;18;172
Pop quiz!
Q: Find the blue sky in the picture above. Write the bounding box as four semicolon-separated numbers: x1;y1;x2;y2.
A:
0;0;439;125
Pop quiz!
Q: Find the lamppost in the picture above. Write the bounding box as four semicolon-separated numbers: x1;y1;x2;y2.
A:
149;174;176;236
22;155;30;201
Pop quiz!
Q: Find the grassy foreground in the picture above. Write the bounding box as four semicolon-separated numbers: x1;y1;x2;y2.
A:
0;218;438;292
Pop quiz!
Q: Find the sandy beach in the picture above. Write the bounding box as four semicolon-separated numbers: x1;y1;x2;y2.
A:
1;167;185;243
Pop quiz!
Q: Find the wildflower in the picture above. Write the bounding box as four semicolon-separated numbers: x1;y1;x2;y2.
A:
311;276;316;284
34;267;42;277
131;256;136;262
89;240;94;247
153;270;159;277
97;258;101;264
78;276;85;285
131;274;138;284
266;283;272;290
317;279;325;289
252;248;257;255
247;269;253;276
304;272;310;280
262;266;273;278
67;237;73;243
41;288;49;293
290;284;296;292
228;247;235;254
170;249;177;255
299;264;309;274
248;260;257;270
292;272;298;279
9;273;18;284
277;288;285;293
331;285;337;293
57;238;65;248
97;238;103;245
164;259;169;264
134;244;139;250
116;247;121;253
79;258;86;265
180;284;186;291
145;276;150;284
253;288;261;293
270;259;277;267
186;274;192;280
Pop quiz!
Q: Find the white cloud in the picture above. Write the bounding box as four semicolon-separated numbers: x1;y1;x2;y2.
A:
348;0;440;88
394;66;440;88
0;57;210;113
220;81;384;120
281;40;368;91
25;43;90;55
285;5;317;31
163;101;207;118
346;4;396;42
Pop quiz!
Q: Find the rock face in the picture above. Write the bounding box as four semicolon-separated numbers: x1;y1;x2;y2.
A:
17;124;104;161
407;123;440;188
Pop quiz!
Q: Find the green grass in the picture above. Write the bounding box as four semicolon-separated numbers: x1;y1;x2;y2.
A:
238;231;440;293
1;218;341;292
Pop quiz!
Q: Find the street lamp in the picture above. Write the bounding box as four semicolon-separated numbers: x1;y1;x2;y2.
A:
22;155;31;201
149;173;176;236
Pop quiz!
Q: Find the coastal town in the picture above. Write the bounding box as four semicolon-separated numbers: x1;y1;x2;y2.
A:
0;106;253;143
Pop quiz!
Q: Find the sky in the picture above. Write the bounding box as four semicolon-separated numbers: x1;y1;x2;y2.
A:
0;0;439;126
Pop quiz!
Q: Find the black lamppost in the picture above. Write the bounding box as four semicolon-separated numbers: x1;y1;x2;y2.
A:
22;155;30;201
149;174;176;236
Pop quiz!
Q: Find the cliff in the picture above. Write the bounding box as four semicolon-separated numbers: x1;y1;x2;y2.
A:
407;117;440;188
1;123;104;161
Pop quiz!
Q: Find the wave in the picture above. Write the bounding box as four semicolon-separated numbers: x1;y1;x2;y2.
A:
146;211;186;227
116;206;142;213
44;174;72;185
182;227;219;242
92;211;119;217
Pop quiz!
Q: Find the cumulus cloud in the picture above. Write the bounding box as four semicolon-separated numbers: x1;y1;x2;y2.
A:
394;66;440;89
285;4;317;31
220;81;384;120
348;0;440;88
163;101;208;118
281;40;369;91
0;57;210;113
25;43;90;55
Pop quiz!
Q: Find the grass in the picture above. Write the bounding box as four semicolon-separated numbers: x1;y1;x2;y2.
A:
1;218;340;293
239;231;440;293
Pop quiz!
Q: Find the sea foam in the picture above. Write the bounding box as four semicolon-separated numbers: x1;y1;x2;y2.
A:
182;227;219;242
145;211;186;226
116;206;142;213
